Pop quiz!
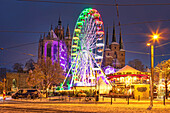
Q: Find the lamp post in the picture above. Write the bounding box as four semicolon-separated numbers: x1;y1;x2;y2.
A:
147;43;154;106
147;34;159;107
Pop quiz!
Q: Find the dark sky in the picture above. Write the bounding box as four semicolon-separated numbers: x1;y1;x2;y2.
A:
0;0;170;70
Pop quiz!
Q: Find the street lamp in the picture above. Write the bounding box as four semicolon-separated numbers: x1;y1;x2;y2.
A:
147;34;159;107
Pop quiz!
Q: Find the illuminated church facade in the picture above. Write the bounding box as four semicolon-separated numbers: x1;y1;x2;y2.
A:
38;18;72;72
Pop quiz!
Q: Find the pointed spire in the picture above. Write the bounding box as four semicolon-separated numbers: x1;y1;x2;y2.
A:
39;34;42;41
106;27;109;48
50;24;53;30
58;16;61;26
63;26;65;40
43;32;45;39
112;22;116;42
66;24;70;39
119;30;124;49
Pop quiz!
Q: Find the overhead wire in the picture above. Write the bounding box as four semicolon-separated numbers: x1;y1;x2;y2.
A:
125;50;150;55
0;30;47;33
2;49;36;57
155;41;170;48
117;19;170;26
0;57;34;65
4;41;39;50
155;54;170;57
18;0;170;7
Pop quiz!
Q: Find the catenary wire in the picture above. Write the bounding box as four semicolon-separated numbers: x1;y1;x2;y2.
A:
18;0;170;7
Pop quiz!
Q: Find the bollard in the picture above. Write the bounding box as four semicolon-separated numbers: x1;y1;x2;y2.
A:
138;95;140;101
163;95;165;105
3;90;6;101
103;96;104;101
114;97;116;101
127;96;129;105
111;96;112;105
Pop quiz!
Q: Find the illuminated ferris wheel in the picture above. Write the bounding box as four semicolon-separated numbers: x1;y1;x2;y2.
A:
63;8;108;87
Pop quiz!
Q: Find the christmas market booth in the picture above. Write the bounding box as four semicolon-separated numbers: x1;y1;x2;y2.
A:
107;65;150;99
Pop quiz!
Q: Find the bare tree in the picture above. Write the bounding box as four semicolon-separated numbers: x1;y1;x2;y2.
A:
12;63;23;73
128;59;145;71
0;81;3;93
27;57;65;98
24;59;35;72
155;59;170;99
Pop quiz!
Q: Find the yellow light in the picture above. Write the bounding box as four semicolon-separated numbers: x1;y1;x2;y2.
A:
147;27;167;43
147;43;151;46
153;35;159;39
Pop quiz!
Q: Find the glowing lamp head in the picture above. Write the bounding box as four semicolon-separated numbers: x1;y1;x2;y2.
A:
147;43;151;46
153;34;159;40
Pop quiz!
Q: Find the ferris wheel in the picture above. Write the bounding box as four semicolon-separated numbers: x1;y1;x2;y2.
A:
63;8;109;87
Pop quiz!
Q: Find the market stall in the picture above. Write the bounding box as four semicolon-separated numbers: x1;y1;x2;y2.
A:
107;65;150;99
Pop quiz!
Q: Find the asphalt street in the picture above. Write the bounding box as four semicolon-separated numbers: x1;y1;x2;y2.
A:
0;97;170;113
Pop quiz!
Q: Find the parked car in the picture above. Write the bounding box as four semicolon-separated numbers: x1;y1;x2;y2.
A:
12;89;40;99
6;91;15;96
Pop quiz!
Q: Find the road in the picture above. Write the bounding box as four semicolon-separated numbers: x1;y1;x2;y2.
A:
1;98;170;113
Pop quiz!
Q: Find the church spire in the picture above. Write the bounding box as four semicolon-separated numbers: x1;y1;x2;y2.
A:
119;30;124;49
66;24;70;39
43;32;45;38
58;16;61;26
50;24;53;30
106;27;109;48
39;34;42;41
112;22;116;42
63;26;65;40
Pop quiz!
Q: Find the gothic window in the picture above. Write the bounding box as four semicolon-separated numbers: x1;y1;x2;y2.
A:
115;47;116;49
107;53;110;56
47;43;51;58
41;45;44;56
121;53;123;56
114;52;117;58
53;44;57;60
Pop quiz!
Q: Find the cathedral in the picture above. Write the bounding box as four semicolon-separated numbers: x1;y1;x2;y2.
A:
38;17;72;72
103;25;125;69
38;18;125;72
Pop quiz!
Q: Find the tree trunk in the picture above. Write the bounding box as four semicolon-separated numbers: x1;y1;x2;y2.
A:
46;87;48;98
165;77;168;99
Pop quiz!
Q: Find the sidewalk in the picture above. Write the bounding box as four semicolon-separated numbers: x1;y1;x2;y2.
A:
6;96;170;105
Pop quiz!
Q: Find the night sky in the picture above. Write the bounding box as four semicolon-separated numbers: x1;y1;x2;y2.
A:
0;0;170;70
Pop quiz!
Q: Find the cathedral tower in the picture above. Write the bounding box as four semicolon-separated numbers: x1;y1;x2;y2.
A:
103;23;125;69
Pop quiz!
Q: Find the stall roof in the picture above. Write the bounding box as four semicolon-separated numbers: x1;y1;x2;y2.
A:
116;65;141;73
107;65;150;79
